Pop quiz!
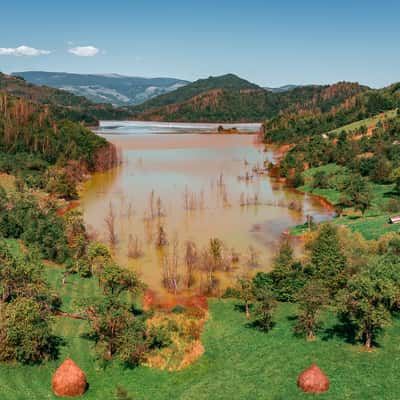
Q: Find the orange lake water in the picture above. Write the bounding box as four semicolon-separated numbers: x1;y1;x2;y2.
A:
80;122;334;296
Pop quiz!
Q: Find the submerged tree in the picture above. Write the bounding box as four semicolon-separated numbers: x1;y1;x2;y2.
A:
156;224;168;248
127;234;143;259
184;240;198;288
162;234;181;293
104;201;117;247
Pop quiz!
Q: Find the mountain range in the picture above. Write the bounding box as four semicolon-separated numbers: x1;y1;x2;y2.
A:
12;71;189;106
13;71;301;108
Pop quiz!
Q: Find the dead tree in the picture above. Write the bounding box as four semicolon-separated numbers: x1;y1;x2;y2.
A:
184;241;198;288
162;235;180;293
149;189;155;219
127;234;143;259
156;224;168;248
248;245;260;268
156;196;163;218
104;201;117;247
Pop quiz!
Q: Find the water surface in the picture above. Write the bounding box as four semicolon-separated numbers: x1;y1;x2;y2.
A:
81;122;333;294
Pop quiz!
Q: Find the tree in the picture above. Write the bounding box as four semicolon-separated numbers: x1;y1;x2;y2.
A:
270;241;305;301
307;224;347;293
236;276;254;319
294;281;327;340
97;264;143;297
81;296;137;361
0;297;58;364
292;167;305;188
372;158;392;184
395;176;400;195
340;174;373;217
337;258;400;349
252;287;276;332
312;170;329;190
81;296;167;366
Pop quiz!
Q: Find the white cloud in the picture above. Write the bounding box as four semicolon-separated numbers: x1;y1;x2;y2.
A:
68;46;99;57
0;45;51;56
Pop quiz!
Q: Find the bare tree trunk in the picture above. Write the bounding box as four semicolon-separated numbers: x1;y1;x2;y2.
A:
307;330;315;341
365;331;372;350
245;301;250;319
105;201;117;247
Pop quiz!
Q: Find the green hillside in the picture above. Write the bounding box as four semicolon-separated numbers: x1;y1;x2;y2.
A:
133;73;262;112
131;77;369;123
263;82;400;143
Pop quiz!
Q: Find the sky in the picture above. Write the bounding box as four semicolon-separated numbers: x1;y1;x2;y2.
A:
0;0;399;88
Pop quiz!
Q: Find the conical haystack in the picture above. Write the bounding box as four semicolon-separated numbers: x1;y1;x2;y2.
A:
297;364;329;393
52;358;87;397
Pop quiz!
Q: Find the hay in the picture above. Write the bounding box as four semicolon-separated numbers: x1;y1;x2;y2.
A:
297;364;329;393
52;358;87;397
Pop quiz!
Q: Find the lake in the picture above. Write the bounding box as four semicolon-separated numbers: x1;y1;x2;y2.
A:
81;121;333;297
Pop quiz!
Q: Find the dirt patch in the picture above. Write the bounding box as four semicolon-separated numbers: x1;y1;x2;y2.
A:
57;201;80;217
143;289;208;312
143;289;208;371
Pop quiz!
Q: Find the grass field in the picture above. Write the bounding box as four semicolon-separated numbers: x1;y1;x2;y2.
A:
292;164;400;239
327;109;398;136
2;260;400;400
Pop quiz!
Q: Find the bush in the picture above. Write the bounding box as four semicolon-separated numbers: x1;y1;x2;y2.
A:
0;297;58;364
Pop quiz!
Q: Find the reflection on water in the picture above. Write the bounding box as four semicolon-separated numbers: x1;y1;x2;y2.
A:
81;122;334;295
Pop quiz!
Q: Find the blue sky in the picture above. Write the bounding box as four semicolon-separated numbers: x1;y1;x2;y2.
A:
0;0;399;88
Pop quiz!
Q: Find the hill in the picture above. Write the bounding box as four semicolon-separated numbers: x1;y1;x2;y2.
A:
0;91;118;195
12;71;189;106
263;82;400;143
133;73;262;113
131;77;369;123
0;73;132;124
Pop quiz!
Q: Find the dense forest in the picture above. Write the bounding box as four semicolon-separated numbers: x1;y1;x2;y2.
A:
0;92;118;197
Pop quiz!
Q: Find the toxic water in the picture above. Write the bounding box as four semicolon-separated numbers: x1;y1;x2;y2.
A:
80;122;333;296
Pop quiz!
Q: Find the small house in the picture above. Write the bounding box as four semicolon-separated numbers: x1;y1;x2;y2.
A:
389;215;400;224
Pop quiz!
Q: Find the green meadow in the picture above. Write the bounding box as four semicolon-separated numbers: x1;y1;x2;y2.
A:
2;260;400;400
292;164;400;239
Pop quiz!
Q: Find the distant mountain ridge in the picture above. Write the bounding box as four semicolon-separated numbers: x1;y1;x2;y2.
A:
264;84;300;93
129;75;368;123
12;71;189;106
0;72;132;124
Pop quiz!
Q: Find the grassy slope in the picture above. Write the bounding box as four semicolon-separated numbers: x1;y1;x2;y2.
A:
291;164;400;239
327;109;398;135
3;259;400;400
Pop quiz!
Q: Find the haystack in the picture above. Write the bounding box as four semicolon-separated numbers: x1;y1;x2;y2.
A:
52;358;87;397
297;364;329;393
